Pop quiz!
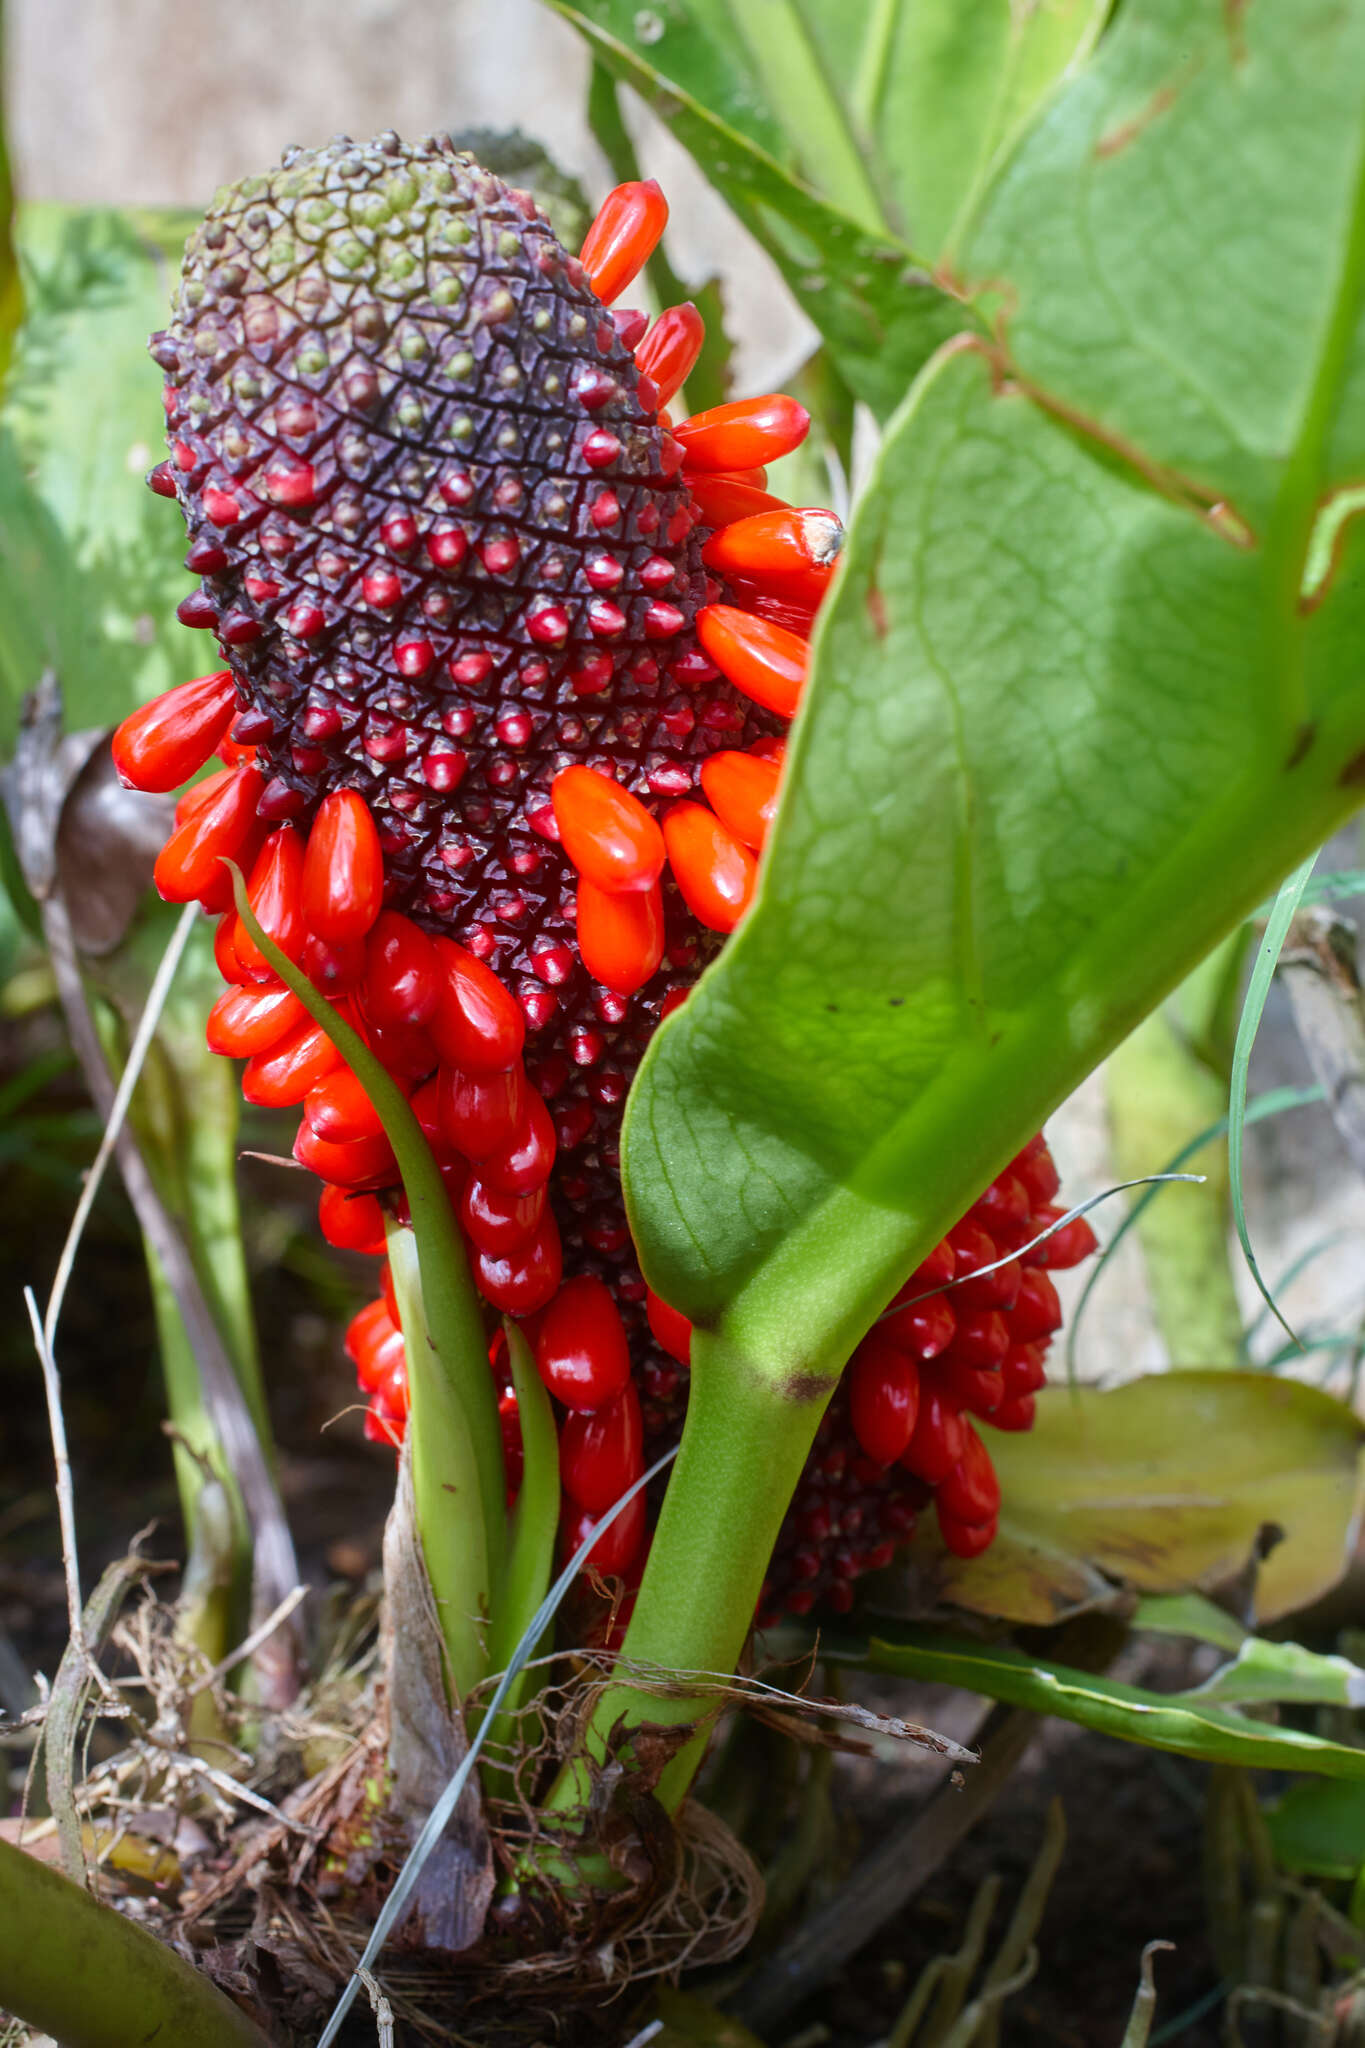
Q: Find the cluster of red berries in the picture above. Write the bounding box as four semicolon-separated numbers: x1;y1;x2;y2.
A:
113;134;1093;1628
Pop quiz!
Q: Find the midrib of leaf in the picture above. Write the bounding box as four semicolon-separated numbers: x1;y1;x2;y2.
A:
851;0;899;134
722;0;890;235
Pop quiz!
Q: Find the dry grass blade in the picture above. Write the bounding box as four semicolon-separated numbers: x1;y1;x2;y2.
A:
1120;1942;1175;2048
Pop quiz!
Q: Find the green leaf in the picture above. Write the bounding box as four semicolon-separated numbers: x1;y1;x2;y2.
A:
624;0;1365;1379
879;1374;1363;1630
830;1624;1365;1780
548;2;967;415
1132;1591;1247;1653
1265;1778;1365;1880
0;206;199;748
1176;1635;1365;1712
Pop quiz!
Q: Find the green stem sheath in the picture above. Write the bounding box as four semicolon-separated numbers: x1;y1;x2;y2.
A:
0;1834;269;2048
227;869;506;1671
548;1325;836;1817
387;1221;498;1699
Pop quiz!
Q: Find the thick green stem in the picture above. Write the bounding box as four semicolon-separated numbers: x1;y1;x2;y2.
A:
387;1220;501;1700
548;1325;836;1817
0;1834;269;2047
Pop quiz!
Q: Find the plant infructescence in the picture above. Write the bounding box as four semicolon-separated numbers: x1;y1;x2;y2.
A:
7;0;1365;2038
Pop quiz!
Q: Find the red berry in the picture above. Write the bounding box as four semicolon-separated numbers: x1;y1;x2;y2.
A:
294;1121;397;1189
634;302;705;407
551;764;665;893
938;1423;1001;1526
674;394;809;473
848;1335;920;1465
580;180;668;306
576;878;664;995
474;1211;563;1315
112;671;239;792
535;1274;632;1410
234;827;306;978
900;1389;967;1486
439;1062;527;1158
560;1380;644;1512
662;802;756;932
698;748;782;851
562;1488;646;1577
478;1089;557;1196
302;790;384;942
154;763;265;904
319;1184;387;1254
1010;1268;1064;1343
461;1175;547;1256
305;1067;386;1144
241;1019;341;1107
431;940;526;1073
365;911;441;1029
937;1507;998;1558
205;981;305;1057
696;606;807;719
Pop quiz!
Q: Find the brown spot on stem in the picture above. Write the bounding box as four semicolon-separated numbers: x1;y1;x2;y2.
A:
866;585;888;638
1339;748;1365;787
1285;722;1316;770
781;1370;835;1405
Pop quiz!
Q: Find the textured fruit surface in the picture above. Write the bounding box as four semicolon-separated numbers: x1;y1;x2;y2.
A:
123;132;1096;1628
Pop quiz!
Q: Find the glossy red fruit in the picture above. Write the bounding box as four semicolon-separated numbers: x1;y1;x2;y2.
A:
305;1067;385;1143
580;179;668;305
645;1288;692;1366
663;802;757;932
576;878;665;995
112;671;239;792
1028;1207;1100;1269
301;932;367;996
535;1274;632;1410
439;1062;527;1158
892;1239;957;1302
699;749;782;851
685;474;789;528
944;1311;1010;1372
970;1173;1032;1250
205;982;305;1057
551;764;665;893
368;1015;440;1080
234;827;306;977
947;1223;1020;1311
365;911;441;1029
154;763;265;903
900;1388;968;1486
1013;1138;1060;1206
1001;1343;1048;1401
301;790;384;942
474;1211;563;1315
241;1019;341;1106
364;1400;404;1448
1010;1268;1064;1343
937;1507;998;1558
848;1336;920;1466
319;1184;387;1254
937;1423;1001;1526
675;394;810;473
562;1487;646;1577
634;302;705;407
560;1380;643;1512
696;605;807;719
431;939;526;1073
294;1121;398;1189
881;1293;956;1361
701;508;841;609
985;1394;1036;1432
214;911;248;985
934;1358;1005;1417
345;1297;397;1376
461;1175;547;1255
479;1089;557;1196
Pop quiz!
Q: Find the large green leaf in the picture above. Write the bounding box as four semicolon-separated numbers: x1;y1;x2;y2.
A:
622;0;1365;1380
878;1375;1364;1630
549;1;969;415
0;206;199;749
830;1625;1365;1780
1265;1779;1365;1880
